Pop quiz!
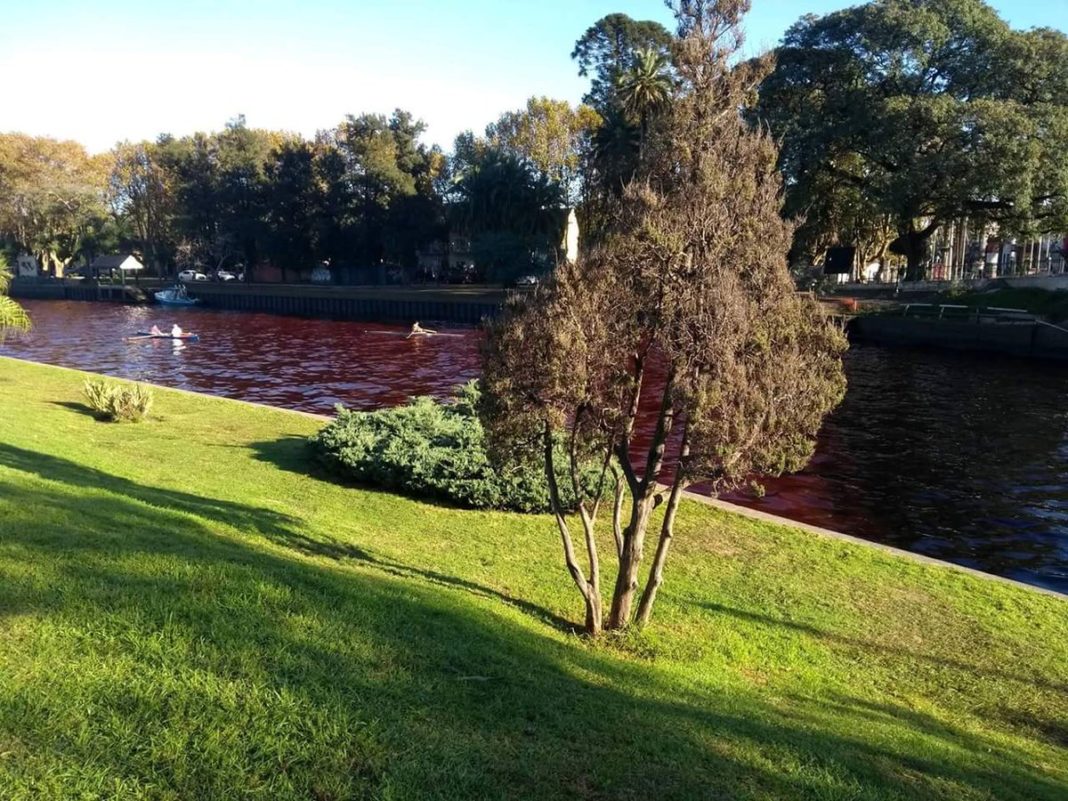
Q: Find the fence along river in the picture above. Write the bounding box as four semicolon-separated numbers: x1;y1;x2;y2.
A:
3;299;1066;593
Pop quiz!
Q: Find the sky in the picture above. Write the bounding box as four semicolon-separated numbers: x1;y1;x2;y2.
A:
1;0;1064;154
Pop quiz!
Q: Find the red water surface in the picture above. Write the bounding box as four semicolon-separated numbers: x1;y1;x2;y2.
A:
1;301;482;412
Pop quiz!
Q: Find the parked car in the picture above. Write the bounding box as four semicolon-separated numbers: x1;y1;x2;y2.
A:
216;270;237;281
177;270;208;282
515;274;539;287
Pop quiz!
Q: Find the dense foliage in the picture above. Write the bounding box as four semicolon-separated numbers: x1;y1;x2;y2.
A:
311;382;596;513
571;13;675;225
571;13;673;113
1;104;591;282
757;0;1068;277
0;135;113;275
0;257;30;333
483;0;847;635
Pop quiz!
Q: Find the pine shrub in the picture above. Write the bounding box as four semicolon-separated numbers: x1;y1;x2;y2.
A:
311;381;600;513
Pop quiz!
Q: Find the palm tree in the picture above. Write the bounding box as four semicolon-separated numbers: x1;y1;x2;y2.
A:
615;48;672;157
0;265;31;333
591;109;642;197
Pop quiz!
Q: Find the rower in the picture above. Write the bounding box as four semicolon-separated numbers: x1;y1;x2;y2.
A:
171;323;183;338
150;325;163;336
407;321;438;339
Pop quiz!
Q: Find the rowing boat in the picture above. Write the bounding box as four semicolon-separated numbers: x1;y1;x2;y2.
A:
127;331;201;342
364;330;465;338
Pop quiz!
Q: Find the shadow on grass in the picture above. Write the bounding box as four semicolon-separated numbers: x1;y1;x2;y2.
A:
0;442;300;541
50;400;103;419
270;528;575;633
244;436;574;630
0;441;573;633
696;601;1068;695
247;434;322;477
0;449;1063;799
247;435;478;513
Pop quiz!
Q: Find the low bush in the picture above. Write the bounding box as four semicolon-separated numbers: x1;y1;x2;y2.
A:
311;381;599;513
83;379;154;422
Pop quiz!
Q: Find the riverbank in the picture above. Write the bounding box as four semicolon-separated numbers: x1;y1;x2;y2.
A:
11;278;508;323
0;357;1065;799
849;314;1068;361
5;302;1068;591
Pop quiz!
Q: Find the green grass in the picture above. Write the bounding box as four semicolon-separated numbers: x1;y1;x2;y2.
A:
0;356;1065;801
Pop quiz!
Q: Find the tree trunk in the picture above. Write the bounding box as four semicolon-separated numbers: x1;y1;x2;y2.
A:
543;425;601;635
897;221;940;282
635;421;691;626
583;575;603;636
607;364;677;630
607;493;655;628
611;469;625;559
635;479;685;626
903;230;926;282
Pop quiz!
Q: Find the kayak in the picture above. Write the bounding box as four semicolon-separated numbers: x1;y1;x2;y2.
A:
129;331;201;342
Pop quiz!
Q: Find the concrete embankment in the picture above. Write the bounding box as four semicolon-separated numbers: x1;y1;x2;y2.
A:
11;279;509;324
850;315;1068;361
10;280;148;303
185;282;506;324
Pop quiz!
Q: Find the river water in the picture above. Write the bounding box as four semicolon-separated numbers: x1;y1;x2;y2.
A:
3;299;1066;593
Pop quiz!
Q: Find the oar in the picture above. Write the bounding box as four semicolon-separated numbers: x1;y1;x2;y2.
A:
124;335;156;342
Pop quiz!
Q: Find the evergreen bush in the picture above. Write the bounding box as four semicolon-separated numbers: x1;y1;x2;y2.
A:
311;381;601;513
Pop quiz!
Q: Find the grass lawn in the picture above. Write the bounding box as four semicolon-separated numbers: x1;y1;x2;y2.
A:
0;356;1065;801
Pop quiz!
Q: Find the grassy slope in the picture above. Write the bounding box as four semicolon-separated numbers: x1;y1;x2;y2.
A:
0;356;1064;801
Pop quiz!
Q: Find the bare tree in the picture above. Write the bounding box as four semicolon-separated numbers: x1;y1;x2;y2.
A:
481;0;847;635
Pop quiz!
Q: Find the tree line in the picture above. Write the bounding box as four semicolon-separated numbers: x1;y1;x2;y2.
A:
571;0;1068;281
1;0;1064;284
0;104;598;284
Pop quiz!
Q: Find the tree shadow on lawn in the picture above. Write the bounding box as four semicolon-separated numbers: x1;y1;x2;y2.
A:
695;601;1068;696
246;434;322;478
245;435;493;513
0;441;573;633
265;526;576;633
0;442;300;542
0;480;1063;800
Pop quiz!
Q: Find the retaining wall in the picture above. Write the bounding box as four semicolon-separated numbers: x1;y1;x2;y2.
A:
10;280;145;303
184;283;505;324
11;279;509;324
850;315;1068;361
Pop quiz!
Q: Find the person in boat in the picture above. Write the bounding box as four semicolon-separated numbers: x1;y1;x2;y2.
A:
171;323;183;338
150;325;163;336
407;321;437;339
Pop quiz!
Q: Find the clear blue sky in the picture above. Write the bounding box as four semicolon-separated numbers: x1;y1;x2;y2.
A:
1;0;1063;153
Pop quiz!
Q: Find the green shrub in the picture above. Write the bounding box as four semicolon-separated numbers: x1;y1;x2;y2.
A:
311;381;599;513
83;379;154;422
